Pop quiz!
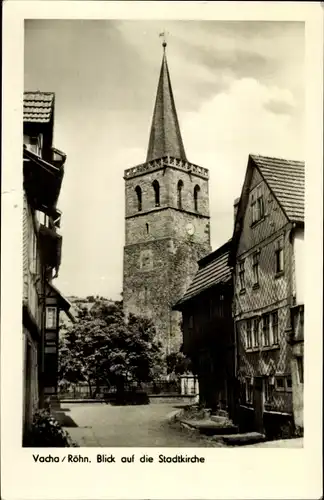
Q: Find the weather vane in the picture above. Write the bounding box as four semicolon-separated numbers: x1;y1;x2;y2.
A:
159;30;169;50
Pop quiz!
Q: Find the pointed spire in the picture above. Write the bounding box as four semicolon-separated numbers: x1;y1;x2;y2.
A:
146;42;187;162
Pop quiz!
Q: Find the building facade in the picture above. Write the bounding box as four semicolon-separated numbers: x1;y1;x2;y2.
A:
229;154;305;433
174;240;237;419
123;44;211;355
23;91;72;435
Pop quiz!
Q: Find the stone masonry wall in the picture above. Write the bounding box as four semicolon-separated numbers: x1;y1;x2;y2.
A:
123;237;210;354
123;163;211;356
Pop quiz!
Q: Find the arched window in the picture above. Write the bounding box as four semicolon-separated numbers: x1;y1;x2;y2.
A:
152;180;160;207
135;186;142;211
177;180;183;209
194;185;200;212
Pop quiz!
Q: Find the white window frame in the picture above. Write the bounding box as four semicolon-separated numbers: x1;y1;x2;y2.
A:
271;310;279;345
275;237;284;274
252;251;260;286
245;377;253;403
239;260;245;291
246;319;252;349
253;318;259;347
46;306;57;329
262;314;270;346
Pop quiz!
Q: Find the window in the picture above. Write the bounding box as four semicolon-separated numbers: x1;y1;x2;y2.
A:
264;378;274;403
177;180;183;209
188;315;194;329
45;331;56;341
146;223;150;234
300;307;304;328
272;311;279;344
251;186;264;224
262;314;270;346
239;261;245;291
275;238;284;274
152;180;160;207
286;376;292;391
28;135;41;155
297;357;304;383
256;187;264;220
275;376;285;391
135;186;142;211
30;232;37;274
194;185;200;212
246;378;253;403
253;318;259;347
46;307;57;329
246;319;252;349
252;251;260;286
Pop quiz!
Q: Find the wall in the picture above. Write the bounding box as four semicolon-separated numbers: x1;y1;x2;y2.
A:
125;164;209;218
123;163;211;356
23;194;42;330
234;166;293;414
180;282;236;414
291;349;304;428
123;238;210;354
23;327;39;432
292;229;304;305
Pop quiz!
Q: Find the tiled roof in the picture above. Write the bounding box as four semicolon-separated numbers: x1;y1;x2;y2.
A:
24;92;54;123
176;241;232;306
251;154;305;223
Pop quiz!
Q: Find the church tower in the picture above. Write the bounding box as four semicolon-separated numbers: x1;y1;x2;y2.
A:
123;42;211;355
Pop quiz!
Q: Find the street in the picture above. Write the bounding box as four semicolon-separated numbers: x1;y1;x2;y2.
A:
59;402;222;447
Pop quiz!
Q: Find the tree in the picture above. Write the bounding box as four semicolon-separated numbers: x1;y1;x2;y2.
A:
58;299;163;398
166;351;192;378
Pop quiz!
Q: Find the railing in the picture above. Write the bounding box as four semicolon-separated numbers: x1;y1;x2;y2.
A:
58;380;182;400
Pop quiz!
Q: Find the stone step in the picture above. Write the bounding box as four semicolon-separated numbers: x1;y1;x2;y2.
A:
180;419;239;436
212;432;266;446
210;415;231;425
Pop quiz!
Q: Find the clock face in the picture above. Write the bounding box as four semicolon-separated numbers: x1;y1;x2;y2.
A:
186;223;195;236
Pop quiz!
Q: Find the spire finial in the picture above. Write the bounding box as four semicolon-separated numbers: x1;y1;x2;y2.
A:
159;31;168;51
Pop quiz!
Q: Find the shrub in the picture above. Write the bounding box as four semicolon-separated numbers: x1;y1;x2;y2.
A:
24;409;77;447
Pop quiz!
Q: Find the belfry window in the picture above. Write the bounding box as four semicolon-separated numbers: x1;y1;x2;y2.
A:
153;180;160;207
177;180;183;209
135;186;142;211
194;185;200;212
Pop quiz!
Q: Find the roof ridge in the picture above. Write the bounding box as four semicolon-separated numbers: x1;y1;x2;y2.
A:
250;153;304;166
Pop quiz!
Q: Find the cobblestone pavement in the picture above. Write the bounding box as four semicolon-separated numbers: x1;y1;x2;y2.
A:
60;402;223;447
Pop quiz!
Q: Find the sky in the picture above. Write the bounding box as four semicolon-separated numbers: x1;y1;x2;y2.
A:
24;20;305;300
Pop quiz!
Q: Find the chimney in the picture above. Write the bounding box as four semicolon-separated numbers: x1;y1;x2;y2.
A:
234;197;240;224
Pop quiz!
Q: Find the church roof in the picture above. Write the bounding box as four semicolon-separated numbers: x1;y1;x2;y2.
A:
146;45;187;162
